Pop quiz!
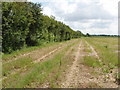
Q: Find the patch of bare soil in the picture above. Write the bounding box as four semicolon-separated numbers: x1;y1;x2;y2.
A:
31;40;77;63
2;40;78;82
3;40;76;64
25;40;79;88
61;41;100;88
34;46;62;63
93;68;118;88
85;41;101;62
3;52;31;64
3;42;65;64
61;40;118;88
114;50;120;53
61;42;82;88
85;41;118;88
2;46;62;81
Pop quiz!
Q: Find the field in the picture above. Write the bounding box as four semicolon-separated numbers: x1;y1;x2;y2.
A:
1;37;118;88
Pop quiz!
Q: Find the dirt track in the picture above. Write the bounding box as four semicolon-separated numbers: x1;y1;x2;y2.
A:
61;40;118;88
2;40;77;83
2;39;118;88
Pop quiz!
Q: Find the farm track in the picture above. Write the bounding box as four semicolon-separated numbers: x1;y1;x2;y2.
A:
2;46;63;83
3;53;31;64
61;40;118;88
2;39;79;86
28;39;77;88
3;43;63;64
61;40;98;88
2;39;118;88
85;41;118;88
85;41;102;62
33;46;62;63
61;41;82;88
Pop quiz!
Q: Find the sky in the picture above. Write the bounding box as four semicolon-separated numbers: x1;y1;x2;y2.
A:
29;0;119;35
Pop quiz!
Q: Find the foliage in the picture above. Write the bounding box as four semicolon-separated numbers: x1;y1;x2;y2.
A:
2;2;84;53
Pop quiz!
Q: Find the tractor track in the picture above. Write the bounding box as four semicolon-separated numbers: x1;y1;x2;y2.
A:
2;40;78;82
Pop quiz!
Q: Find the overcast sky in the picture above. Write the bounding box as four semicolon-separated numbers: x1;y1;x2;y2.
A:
30;0;119;35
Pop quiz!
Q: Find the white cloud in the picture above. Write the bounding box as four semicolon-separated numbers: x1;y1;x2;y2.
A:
63;1;114;21
42;7;54;17
99;0;119;17
27;0;33;2
33;0;119;35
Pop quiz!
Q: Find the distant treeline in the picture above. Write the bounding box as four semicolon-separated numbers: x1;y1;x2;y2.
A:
88;34;119;37
2;2;84;53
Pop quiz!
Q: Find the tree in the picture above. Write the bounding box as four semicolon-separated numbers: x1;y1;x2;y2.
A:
86;33;90;37
2;2;84;53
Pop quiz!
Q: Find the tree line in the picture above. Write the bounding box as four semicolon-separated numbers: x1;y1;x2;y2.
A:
2;2;84;53
87;34;119;37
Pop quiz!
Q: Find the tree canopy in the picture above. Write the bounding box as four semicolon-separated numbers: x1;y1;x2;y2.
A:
2;2;84;53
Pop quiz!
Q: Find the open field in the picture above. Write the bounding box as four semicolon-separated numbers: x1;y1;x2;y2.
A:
2;37;118;88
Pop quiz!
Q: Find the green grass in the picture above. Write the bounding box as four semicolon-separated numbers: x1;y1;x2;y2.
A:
83;37;118;75
2;39;78;61
2;42;61;61
45;40;80;88
83;56;101;67
2;37;118;88
83;41;92;53
3;57;32;76
2;39;79;88
24;39;79;88
84;37;118;66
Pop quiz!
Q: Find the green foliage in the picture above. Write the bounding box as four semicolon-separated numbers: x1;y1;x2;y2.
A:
86;33;90;37
2;2;84;53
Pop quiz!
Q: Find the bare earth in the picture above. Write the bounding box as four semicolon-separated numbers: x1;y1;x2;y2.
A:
2;39;118;88
61;40;118;88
